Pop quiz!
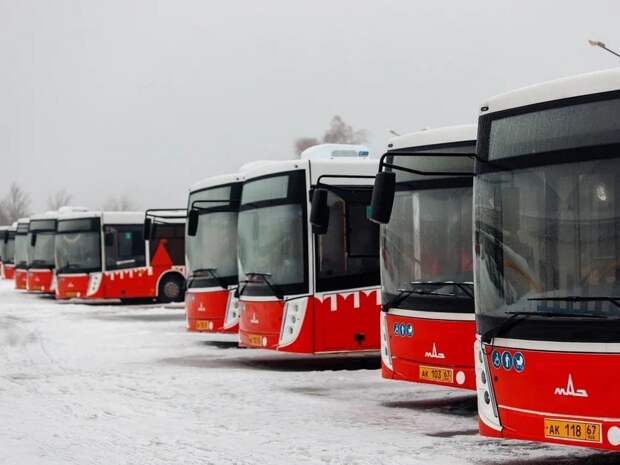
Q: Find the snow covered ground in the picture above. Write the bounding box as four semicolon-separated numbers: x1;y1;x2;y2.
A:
0;280;618;465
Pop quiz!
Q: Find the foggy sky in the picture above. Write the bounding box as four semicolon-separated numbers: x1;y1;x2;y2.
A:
1;0;619;212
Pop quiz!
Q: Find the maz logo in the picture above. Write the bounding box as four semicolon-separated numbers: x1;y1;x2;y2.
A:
250;312;259;325
425;343;445;359
554;374;588;398
197;302;206;312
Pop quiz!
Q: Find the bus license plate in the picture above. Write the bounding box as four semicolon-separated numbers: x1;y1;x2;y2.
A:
248;334;263;346
544;419;601;443
195;320;211;330
65;292;77;298
419;365;454;384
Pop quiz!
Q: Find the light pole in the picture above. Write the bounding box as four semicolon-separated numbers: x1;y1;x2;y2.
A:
588;39;620;59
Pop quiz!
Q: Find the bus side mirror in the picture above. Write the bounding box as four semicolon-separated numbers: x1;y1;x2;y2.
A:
3;231;8;243
143;218;152;241
188;209;199;237
104;232;114;247
310;189;330;234
370;172;396;224
30;233;37;247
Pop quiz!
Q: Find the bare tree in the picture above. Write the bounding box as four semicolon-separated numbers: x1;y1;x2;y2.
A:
0;183;31;223
294;137;320;156
294;115;368;157
103;194;136;211
322;115;368;145
47;189;73;210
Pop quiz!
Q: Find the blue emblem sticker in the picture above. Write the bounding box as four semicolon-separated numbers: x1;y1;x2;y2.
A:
392;322;413;337
406;324;413;337
513;352;525;373
492;350;501;369
501;351;513;370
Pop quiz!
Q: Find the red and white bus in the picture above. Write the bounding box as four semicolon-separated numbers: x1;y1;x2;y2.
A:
14;218;30;290
474;68;620;450
237;144;381;353
1;224;16;279
185;173;243;333
55;210;186;303
369;125;477;388
26;211;59;293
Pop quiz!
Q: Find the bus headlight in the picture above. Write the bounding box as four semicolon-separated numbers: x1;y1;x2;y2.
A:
474;338;502;431
380;311;393;371
223;290;241;329
279;297;308;347
87;272;102;297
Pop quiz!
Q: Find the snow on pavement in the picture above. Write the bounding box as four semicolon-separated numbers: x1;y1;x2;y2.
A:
0;280;618;465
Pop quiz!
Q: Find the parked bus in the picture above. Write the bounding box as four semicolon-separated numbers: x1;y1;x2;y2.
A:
55;210;186;303
474;68;620;450
0;226;7;278
1;223;16;279
369;125;477;388
237;144;381;353
185;173;243;333
26;211;59;293
14;218;30;289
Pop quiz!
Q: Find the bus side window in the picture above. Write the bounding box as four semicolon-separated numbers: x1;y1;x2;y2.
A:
150;224;185;265
105;225;146;270
316;191;380;292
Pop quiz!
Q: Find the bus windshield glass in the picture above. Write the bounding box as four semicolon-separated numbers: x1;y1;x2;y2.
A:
28;220;57;268
4;233;15;264
383;187;473;300
14;233;29;268
186;184;240;287
477;155;620;320
55;218;101;273
238;171;307;295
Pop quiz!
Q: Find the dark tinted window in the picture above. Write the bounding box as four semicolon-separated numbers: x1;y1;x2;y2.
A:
105;225;146;270
150;223;185;265
58;218;99;233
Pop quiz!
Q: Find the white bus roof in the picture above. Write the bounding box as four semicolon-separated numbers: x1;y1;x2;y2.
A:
17;217;30;225
242;158;379;186
481;67;620;115
57;210;145;225
29;211;60;221
300;144;370;160
388;125;477;151
189;172;245;193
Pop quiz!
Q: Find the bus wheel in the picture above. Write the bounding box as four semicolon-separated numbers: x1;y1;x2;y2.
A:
158;274;184;303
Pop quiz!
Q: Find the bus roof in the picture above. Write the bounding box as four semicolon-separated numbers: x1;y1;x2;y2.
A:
17;217;30;225
57;210;145;225
388;125;477;151
481;67;620;115
189;172;244;193
241;157;379;186
29;211;59;221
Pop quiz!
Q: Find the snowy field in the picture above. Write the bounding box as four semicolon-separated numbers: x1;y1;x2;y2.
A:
0;280;618;465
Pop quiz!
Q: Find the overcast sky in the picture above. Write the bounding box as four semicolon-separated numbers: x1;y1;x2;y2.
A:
1;0;619;211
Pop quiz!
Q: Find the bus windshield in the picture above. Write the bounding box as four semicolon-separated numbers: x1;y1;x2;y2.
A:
383;187;473;302
238;171;307;296
4;233;15;264
28;220;57;268
186;184;240;288
55;218;102;274
14;233;29;268
477;158;620;321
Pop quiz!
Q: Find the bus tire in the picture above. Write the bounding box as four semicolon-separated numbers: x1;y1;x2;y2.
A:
158;274;185;303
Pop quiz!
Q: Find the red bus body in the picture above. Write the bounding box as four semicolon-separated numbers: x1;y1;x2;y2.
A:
475;69;620;450
14;218;30;290
237;145;382;354
378;126;478;390
55;211;186;302
185;173;243;333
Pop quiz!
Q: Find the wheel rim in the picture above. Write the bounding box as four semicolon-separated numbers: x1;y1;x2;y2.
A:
163;280;180;300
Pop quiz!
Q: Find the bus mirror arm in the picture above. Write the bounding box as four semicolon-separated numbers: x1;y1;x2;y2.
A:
30;233;37;247
187;209;199;237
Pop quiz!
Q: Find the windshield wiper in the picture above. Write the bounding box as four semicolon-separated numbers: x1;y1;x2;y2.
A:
382;288;414;312
528;296;620;309
238;272;284;300
189;268;227;289
481;309;608;344
409;281;474;299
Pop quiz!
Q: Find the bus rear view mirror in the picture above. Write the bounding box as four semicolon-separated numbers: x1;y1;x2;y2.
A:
3;231;8;243
370;172;396;224
188;209;199;237
310;188;330;234
30;233;37;247
143;218;152;241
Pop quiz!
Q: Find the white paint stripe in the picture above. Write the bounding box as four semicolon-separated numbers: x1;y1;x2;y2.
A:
491;337;620;353
387;308;475;321
499;404;620;422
